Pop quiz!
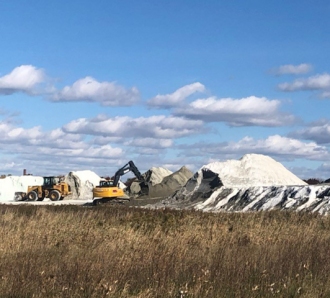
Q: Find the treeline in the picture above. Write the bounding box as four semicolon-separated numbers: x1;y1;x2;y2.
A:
303;178;330;185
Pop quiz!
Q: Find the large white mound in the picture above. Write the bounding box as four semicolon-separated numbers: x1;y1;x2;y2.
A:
202;154;307;186
0;176;43;202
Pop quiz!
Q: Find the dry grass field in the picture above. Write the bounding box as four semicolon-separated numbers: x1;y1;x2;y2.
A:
1;204;330;297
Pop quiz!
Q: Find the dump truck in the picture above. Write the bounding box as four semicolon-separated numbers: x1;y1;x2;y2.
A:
15;176;72;201
93;160;147;205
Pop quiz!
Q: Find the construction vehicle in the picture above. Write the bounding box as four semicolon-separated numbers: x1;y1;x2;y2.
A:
93;160;147;205
15;176;72;201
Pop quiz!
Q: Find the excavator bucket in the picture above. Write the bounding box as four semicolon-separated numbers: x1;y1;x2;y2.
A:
139;181;149;196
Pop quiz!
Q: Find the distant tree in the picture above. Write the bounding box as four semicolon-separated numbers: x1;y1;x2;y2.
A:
303;178;323;185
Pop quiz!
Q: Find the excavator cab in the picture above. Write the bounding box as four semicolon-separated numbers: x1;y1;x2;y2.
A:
99;180;114;187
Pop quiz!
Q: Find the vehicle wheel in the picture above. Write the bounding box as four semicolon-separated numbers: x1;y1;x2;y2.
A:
49;190;61;201
26;191;38;201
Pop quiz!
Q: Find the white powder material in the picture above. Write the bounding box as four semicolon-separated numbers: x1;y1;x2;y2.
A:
65;170;101;200
0;176;43;202
201;154;307;186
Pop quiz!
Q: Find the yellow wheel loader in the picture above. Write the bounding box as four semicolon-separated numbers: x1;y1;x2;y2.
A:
93;161;147;205
16;176;71;202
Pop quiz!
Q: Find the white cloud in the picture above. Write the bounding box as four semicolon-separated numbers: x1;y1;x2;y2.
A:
278;73;330;92
175;96;295;126
289;120;330;144
0;122;43;142
50;76;140;106
0;65;45;95
91;136;124;146
124;138;173;148
63;115;205;138
0;119;125;176
239;135;328;159
271;63;312;75
0;120;119;153
0;121;87;150
320;91;330;98
181;135;329;161
147;82;205;108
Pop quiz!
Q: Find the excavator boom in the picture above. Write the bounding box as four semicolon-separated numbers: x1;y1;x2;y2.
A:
113;161;143;186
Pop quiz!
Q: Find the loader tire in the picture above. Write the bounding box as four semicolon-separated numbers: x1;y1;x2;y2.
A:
26;191;38;201
49;190;61;201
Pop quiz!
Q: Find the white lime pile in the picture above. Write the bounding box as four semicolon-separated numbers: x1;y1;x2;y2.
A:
201;154;307;186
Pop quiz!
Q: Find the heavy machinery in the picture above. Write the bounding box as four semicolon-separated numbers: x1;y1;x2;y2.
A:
16;176;72;201
93;160;147;205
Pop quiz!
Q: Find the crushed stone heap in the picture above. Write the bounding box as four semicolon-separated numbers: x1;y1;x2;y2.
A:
130;167;173;195
148;166;193;198
144;167;173;186
130;166;193;198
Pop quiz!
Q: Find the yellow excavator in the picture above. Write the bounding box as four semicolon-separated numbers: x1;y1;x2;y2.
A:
92;160;147;205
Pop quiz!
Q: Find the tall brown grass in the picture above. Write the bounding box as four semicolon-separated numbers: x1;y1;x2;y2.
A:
1;204;330;297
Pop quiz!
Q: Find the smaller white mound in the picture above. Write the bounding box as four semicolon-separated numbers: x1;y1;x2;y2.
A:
65;170;128;200
202;154;307;186
65;170;101;200
0;176;43;202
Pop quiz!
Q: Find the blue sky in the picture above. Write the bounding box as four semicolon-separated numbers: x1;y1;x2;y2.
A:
1;0;330;179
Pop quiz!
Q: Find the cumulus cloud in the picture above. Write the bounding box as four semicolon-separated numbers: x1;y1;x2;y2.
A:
0;65;45;95
0;119;125;175
63;115;205;139
124;138;173;148
289;120;330;144
0;123;92;154
0;119;111;151
175;96;296;126
180;135;329;161
50;76;140;106
147;82;205;109
271;63;312;75
278;73;330;96
0;122;43;143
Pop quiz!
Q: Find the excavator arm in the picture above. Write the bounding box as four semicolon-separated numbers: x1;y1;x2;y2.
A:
112;161;144;186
